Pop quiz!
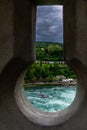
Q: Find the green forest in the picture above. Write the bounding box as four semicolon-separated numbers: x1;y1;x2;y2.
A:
36;42;64;61
24;42;77;83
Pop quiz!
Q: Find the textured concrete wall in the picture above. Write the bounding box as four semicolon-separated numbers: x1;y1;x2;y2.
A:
0;0;87;130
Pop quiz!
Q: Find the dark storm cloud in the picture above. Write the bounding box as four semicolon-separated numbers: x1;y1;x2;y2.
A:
36;5;63;43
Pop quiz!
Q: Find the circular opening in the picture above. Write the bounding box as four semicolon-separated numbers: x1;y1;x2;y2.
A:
15;78;84;126
23;61;77;113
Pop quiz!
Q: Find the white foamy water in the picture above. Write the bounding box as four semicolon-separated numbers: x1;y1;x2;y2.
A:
24;85;76;112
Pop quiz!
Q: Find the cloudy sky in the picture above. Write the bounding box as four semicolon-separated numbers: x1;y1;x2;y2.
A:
36;5;63;43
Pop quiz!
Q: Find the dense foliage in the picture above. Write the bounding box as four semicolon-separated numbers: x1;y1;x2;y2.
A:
24;62;76;83
24;42;76;83
36;42;64;61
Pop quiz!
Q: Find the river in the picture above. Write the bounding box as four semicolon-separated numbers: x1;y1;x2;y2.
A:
24;85;76;112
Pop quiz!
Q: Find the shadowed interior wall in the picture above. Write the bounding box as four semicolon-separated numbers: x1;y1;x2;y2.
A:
0;0;87;130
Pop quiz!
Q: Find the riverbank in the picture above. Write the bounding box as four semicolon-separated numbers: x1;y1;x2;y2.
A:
24;81;77;87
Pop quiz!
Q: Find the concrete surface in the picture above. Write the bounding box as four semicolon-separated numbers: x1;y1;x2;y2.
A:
0;0;87;129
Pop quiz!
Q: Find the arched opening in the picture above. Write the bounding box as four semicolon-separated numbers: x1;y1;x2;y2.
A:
14;2;84;127
24;5;77;112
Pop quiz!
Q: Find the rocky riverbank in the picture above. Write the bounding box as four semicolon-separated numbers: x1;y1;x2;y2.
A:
24;81;77;87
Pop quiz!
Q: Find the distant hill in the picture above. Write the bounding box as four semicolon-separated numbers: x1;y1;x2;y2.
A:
36;42;63;48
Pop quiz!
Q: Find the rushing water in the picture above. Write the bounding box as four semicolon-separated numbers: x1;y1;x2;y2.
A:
24;85;76;112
